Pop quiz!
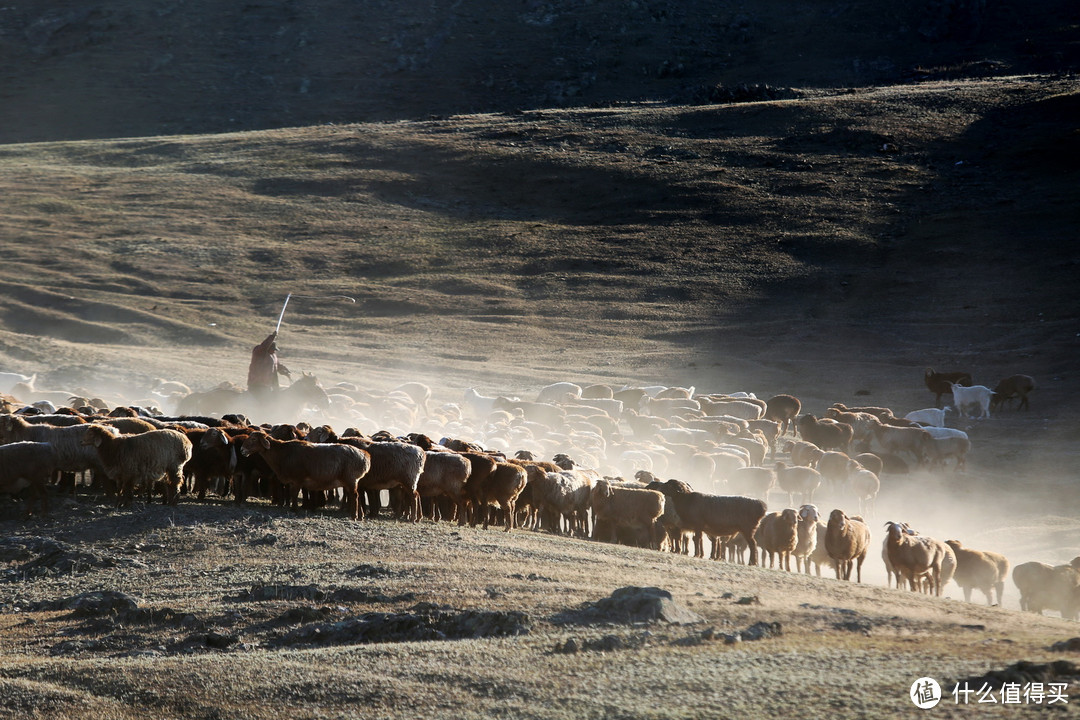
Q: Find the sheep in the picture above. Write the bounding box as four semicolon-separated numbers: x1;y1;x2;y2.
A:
851;452;883;476
784;439;824;468
393;382;433;417
755;508;799;570
990;374;1036;411
0;441;58;516
746;419;781;454
1013;562;1080;619
727;466;775;499
564;397;624;418
581;384;614;399
847;468;880;517
82;424;192;506
924;368;973;407
872;424;931;465
794;504;820;574
944;540;1009;606
764;394;801;436
796;414;853;452
808;523;836;577
240;430;371;520
825;405;894;423
1011;561;1055;612
922;428;970;471
535;382;582;405
641;396;701;419
904;408;946;428
621;408;669;440
464;388;502;417
946;383;993;420
416;451;471;524
824;408;882;449
184;427;237;501
493;398;566;429
534;470;591;537
816;451;857;488
589;479;666;548
698;397;763;420
884;521;946;595
473;461;527;531
0;372;35;395
773;462;822;506
647;479;767;564
825;509;871;582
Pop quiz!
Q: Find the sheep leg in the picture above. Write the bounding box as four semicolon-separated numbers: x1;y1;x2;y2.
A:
744;531;759;567
963;586;973;603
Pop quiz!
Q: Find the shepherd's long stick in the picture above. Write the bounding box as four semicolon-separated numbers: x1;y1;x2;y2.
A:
274;293;356;333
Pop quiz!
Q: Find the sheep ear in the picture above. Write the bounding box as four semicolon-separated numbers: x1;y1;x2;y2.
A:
260;434;271;450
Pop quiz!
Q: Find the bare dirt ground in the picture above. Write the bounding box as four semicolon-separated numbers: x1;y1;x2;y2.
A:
0;73;1078;717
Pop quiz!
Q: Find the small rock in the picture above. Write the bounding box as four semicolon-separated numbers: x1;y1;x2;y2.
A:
734;595;760;606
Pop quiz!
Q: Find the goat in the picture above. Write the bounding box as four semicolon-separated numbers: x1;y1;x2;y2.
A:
990;374;1036;411
924;368;972;407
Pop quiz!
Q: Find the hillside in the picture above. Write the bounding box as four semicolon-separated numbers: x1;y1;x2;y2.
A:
0;0;1076;143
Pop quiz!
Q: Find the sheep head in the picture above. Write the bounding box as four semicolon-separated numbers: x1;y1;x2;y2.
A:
240;431;272;457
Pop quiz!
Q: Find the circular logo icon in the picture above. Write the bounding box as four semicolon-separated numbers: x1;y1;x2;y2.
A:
910;677;942;709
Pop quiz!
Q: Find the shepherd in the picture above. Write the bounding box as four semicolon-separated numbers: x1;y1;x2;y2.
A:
247;331;291;395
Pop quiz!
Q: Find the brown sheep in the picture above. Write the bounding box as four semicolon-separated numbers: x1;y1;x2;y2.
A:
755;508;799;570
829;403;895;422
945;540;1010;606
816;451;857;488
416;451;472;524
797;414;853;452
784;439;824;468
474;461;527;531
1012;561;1055;613
1017;564;1080;620
851;452;884;476
794;504;821;574
82;424;192;506
240;430;371;520
990;374;1036;411
590;479;666;548
884;521;946;595
0;441;58;517
773;461;822;506
924;368;973;408
647;479;767;565
823;408;882;449
764;394;801;436
825;509;871;582
183;427;236;501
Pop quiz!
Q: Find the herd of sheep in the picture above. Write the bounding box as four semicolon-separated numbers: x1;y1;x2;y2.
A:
0;366;1074;621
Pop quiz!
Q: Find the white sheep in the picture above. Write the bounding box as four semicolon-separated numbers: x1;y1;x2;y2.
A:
535;382;582;404
82;424;192;506
903;408;946;427
0;372;35;395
